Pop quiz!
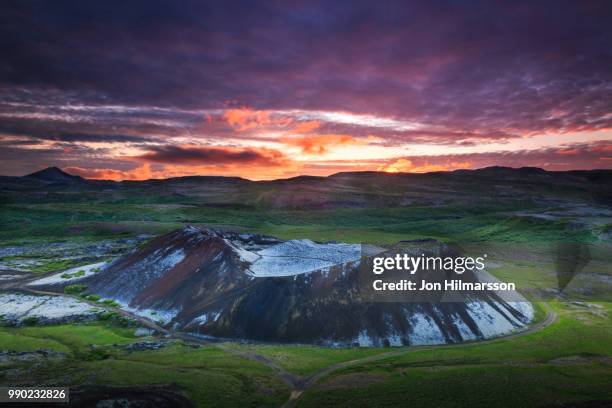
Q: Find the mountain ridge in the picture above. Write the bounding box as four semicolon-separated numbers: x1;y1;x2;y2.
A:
14;165;612;184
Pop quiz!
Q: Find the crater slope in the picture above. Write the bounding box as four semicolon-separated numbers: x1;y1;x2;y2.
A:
77;226;533;346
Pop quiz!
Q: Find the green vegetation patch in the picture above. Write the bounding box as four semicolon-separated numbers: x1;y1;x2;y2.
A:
0;325;289;407
0;200;599;246
64;284;88;295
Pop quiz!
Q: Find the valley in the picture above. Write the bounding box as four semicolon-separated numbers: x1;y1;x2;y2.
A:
0;167;611;406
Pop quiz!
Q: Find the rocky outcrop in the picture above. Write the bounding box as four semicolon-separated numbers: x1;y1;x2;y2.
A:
0;292;101;325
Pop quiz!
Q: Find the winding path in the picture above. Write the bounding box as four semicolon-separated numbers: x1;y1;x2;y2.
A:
281;306;557;407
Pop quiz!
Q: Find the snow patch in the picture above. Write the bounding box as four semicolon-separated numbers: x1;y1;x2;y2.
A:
190;311;221;326
507;301;534;324
117;301;180;325
465;302;517;338
27;261;107;286
407;312;446;345
386;334;403;346
355;330;374;347
153;249;185;270
240;239;361;277
451;314;478;341
0;275;23;281
0;293;100;323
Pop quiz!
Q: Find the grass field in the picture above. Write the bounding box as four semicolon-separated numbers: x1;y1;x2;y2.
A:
1;299;610;407
0;201;600;246
0;187;610;407
0;322;290;406
297;302;612;407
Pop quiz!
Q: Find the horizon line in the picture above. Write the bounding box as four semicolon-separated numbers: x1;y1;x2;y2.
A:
12;165;612;183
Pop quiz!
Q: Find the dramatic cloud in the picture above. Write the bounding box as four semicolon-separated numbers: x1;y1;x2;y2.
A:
39;133;152;144
0;1;610;178
66;164;156;181
223;108;292;131
281;134;366;154
374;141;612;173
292;121;321;134
136;145;288;167
41;140;612;181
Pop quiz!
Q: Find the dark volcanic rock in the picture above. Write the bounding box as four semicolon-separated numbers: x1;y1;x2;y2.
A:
124;341;171;352
83;226;533;346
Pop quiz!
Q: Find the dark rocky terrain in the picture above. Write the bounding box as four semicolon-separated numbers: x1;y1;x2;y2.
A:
76;226;533;346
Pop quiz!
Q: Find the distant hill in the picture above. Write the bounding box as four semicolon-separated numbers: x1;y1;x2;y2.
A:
25;166;85;183
3;166;611;208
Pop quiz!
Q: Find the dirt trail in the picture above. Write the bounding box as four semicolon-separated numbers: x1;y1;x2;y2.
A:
280;307;557;408
174;332;303;390
18;287;557;408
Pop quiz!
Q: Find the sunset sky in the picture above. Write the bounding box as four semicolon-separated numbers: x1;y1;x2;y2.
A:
1;0;611;180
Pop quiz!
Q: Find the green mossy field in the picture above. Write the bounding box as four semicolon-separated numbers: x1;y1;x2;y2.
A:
1;170;611;407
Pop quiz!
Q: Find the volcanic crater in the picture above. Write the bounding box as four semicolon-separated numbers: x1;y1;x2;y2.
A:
68;226;533;346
